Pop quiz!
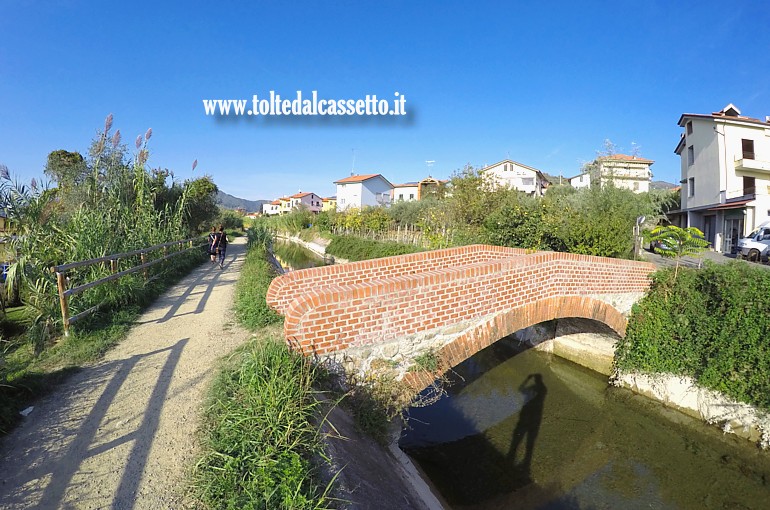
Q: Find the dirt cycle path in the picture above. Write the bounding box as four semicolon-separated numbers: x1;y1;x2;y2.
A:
0;236;250;509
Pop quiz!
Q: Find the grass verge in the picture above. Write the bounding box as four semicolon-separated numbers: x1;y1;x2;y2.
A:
233;245;282;330
195;241;336;508
194;333;335;509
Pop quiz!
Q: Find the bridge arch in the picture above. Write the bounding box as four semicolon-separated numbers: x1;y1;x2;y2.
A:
401;296;627;390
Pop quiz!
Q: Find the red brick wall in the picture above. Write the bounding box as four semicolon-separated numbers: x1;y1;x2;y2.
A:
278;248;655;357
266;244;527;315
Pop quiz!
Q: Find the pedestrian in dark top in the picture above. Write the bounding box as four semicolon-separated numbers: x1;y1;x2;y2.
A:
208;226;218;264
216;225;228;269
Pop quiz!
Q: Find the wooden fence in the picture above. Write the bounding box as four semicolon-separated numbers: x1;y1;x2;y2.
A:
50;237;205;335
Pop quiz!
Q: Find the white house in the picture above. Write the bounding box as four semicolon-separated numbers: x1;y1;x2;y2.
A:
568;172;591;190
392;182;419;202
334;174;393;211
569;154;653;193
480;159;549;196
263;200;280;216
674;103;770;253
289;191;323;213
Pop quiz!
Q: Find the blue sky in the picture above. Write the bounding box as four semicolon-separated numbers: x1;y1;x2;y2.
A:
2;1;769;202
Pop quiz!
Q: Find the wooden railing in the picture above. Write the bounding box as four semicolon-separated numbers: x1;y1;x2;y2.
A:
50;237;205;335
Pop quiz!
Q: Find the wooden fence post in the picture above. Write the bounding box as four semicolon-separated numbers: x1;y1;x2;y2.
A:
141;252;148;279
56;271;70;336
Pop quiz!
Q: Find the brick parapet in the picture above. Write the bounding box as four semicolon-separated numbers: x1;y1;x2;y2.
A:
280;248;655;356
266;244;528;315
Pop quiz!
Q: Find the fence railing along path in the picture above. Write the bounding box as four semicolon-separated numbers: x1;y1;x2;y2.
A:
50;237;205;335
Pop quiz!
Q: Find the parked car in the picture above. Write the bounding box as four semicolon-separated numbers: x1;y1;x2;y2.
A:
737;222;770;262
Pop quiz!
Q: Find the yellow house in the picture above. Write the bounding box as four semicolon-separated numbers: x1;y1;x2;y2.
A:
322;196;337;212
278;197;291;214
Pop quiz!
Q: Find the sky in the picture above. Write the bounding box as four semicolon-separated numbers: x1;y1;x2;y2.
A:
2;1;770;202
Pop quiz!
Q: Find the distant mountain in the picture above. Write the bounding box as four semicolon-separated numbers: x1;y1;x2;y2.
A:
650;181;678;190
217;191;269;212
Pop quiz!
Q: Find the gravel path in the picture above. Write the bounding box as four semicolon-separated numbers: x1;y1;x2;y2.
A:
0;236;250;509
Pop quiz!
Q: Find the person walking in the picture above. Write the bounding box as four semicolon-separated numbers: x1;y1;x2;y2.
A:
207;226;218;264
216;225;228;269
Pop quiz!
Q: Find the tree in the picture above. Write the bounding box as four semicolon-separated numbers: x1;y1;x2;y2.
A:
647;225;709;278
182;176;219;234
44;150;86;189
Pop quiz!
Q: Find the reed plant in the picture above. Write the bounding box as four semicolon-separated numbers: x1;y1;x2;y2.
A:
0;115;219;350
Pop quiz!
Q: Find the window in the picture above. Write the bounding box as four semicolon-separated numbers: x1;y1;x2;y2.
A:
409;193;414;200
688;177;695;197
398;193;404;201
744;176;755;195
522;177;534;186
687;146;694;166
633;182;639;191
742;139;755;160
686;121;693;135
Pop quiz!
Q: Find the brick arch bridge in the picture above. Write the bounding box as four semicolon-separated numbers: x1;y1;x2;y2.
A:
266;245;655;384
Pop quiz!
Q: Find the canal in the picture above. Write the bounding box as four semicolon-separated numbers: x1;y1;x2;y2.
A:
272;238;327;271
400;328;770;509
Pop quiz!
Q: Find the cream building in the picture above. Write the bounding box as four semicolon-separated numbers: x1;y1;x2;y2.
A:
675;103;770;253
569;154;653;193
480;159;549;196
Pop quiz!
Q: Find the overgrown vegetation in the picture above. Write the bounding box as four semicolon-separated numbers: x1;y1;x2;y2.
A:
261;165;675;259
616;262;770;411
0;114;219;432
194;335;335;509
325;235;422;261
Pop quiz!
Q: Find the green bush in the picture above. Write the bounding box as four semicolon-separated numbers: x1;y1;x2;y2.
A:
234;246;283;330
325;235;421;261
617;262;770;411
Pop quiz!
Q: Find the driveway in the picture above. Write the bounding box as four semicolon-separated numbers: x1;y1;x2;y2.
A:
639;248;768;270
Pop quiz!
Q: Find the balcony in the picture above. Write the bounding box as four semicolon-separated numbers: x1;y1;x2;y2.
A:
734;157;770;177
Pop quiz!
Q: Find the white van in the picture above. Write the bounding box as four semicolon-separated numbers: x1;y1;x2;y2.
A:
737;221;770;262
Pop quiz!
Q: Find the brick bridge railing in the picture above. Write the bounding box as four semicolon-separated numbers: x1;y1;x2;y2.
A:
266;245;655;382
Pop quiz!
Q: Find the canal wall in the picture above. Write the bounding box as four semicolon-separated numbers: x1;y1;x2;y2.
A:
614;372;770;449
275;234;351;264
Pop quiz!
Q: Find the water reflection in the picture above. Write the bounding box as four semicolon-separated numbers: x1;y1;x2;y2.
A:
400;332;770;510
272;239;326;271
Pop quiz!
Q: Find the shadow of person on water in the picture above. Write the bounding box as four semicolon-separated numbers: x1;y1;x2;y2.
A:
508;373;547;485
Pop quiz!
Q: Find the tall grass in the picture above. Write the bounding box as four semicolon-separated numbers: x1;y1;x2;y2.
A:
195;334;336;509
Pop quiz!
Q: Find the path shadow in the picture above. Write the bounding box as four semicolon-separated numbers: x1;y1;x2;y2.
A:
30;338;188;509
139;240;245;325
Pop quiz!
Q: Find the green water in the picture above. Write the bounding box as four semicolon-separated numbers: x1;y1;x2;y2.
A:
272;239;326;271
400;334;770;509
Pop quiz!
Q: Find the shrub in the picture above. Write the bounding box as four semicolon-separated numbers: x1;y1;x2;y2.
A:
617;262;770;411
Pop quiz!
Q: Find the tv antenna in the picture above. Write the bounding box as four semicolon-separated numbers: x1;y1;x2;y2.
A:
425;160;435;176
351;149;357;176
